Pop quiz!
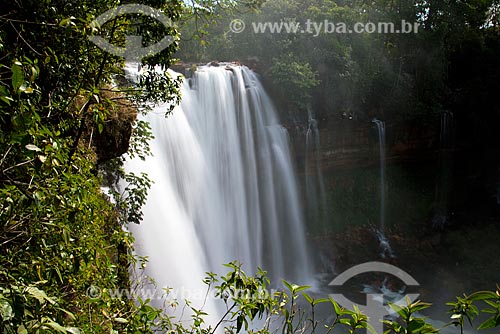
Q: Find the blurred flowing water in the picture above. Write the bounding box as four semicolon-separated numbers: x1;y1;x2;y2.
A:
432;111;454;228
124;64;312;322
305;108;327;232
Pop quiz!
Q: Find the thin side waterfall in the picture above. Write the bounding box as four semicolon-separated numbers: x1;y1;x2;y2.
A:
372;119;386;233
305;109;327;231
432;111;454;228
372;119;393;258
124;64;312;322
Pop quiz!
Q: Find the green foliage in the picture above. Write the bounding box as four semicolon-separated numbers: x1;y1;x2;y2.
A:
379;287;500;334
188;263;375;334
447;287;500;333
0;0;183;333
176;0;500;127
384;299;438;334
175;264;500;334
269;56;320;110
212;262;277;333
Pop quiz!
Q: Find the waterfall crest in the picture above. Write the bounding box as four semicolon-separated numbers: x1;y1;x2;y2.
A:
125;64;312;319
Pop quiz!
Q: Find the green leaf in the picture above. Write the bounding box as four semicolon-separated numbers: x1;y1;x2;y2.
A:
57;307;76;321
26;286;55;305
114;317;128;323
389;303;409;320
408;318;425;332
329;297;342;315
0;85;10;99
0;299;14;321
18;84;33;94
0;96;13;105
25;144;41;152
54;266;63;284
409;301;432;313
477;316;500;329
293;285;311;293
468;291;498;301
59;17;76;26
46;320;67;333
30;66;39;81
282;280;293;293
17;325;28;334
484;300;498;308
236;315;243;333
302;292;313;304
313;298;329;305
11;63;24;92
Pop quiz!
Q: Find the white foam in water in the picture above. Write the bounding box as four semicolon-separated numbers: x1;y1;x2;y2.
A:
124;63;312;325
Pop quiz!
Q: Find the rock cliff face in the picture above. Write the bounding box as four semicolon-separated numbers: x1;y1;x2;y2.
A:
84;88;137;164
92;116;134;163
286;112;500;228
290;118;440;174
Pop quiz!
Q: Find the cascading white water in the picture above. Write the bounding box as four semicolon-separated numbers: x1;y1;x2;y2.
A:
124;64;312;322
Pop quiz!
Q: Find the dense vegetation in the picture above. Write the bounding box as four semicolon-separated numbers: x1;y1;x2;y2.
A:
177;0;500;128
0;0;183;332
1;0;499;333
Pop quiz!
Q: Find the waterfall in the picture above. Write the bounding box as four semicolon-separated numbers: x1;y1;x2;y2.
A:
439;111;453;150
433;111;454;228
372;119;393;258
372;119;386;233
305;109;327;231
124;64;312;322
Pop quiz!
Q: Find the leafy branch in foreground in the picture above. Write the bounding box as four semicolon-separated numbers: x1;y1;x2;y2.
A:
447;287;500;333
384;299;438;334
123;262;500;334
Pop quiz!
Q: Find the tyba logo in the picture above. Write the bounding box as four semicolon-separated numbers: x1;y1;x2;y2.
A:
329;261;420;334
